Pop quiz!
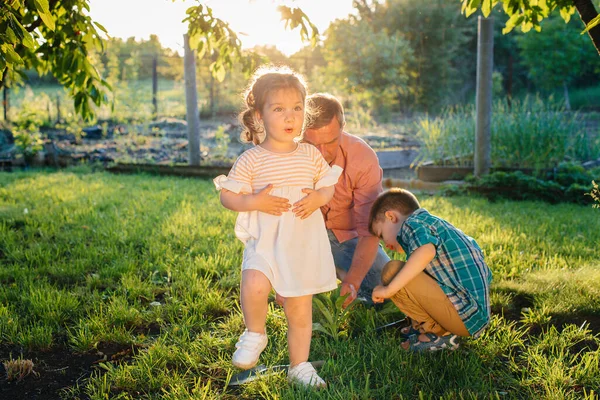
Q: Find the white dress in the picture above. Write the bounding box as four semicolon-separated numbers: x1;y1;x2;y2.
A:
214;143;342;297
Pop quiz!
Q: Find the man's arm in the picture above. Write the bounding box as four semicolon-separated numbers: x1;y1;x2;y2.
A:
340;147;384;307
340;235;380;307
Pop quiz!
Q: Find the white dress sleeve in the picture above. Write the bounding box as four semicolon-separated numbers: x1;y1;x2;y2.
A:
213;152;253;194
315;165;343;190
213;175;252;194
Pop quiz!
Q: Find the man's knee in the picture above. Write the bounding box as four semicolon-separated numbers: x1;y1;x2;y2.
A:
381;260;405;286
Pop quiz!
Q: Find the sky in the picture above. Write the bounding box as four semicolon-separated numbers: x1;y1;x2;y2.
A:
88;0;357;56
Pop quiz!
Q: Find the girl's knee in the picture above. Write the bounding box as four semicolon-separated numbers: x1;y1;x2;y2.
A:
381;260;405;286
284;296;312;321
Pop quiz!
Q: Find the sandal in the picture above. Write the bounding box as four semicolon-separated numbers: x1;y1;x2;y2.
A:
399;325;420;340
403;333;459;352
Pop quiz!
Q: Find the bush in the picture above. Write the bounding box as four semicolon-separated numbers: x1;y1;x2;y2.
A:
457;163;600;205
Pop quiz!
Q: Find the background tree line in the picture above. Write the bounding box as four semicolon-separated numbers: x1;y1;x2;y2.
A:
7;0;600;120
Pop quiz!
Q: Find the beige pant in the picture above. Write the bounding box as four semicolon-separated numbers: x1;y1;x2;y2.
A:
381;261;470;337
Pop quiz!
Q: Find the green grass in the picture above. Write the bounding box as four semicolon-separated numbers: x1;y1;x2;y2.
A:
1;168;599;399
4;79;240;124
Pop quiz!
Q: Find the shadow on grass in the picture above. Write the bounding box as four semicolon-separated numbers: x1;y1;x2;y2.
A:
492;286;600;351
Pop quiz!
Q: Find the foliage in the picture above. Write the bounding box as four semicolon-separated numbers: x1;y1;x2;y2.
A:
184;4;317;83
368;0;476;111
415;97;598;169
0;0;111;120
13;129;43;162
459;163;600;204
588;180;600;208
515;15;592;106
461;0;577;34
322;16;414;112
312;291;355;341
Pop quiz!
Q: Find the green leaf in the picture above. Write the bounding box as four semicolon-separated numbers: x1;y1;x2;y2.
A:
21;31;36;50
481;0;492;17
313;297;334;326
93;21;108;34
559;6;575;24
581;14;600;34
34;0;56;31
5;27;17;44
311;323;330;335
1;44;23;64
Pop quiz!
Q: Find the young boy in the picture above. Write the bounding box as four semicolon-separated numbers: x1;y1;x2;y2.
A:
368;188;492;351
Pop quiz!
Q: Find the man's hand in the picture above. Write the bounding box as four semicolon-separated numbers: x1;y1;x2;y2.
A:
252;184;291;216
339;281;357;308
371;284;391;304
292;188;327;219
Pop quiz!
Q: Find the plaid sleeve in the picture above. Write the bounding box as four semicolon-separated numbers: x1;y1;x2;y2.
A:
400;220;440;254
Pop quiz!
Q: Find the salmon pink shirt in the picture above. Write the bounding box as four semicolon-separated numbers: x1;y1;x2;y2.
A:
320;132;384;243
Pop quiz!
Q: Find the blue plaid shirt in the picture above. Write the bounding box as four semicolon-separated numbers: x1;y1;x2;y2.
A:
398;208;492;337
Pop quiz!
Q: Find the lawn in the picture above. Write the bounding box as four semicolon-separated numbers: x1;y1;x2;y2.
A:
0;167;599;399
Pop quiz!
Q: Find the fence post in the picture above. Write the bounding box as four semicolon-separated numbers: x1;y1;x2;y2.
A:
475;16;493;177
3;85;8;123
152;55;158;120
56;95;61;123
184;34;201;166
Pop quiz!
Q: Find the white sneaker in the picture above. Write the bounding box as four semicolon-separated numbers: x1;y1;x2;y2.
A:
232;329;268;369
287;362;326;388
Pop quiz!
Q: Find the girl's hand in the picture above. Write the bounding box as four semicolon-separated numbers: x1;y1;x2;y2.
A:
292;188;327;219
252;184;291;215
371;284;390;304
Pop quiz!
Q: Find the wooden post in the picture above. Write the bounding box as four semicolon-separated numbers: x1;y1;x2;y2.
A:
56;95;61;123
475;16;493;177
3;85;8;123
152;55;158;120
184;34;201;166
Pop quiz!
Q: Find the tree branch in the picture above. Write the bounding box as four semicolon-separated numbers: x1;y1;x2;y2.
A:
572;0;600;55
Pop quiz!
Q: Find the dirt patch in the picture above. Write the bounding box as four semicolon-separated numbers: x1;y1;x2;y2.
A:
0;343;141;400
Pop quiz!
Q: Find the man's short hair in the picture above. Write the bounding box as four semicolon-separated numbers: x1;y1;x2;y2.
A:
306;93;345;130
368;188;421;235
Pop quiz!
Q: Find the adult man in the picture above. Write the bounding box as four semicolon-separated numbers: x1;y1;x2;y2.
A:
303;93;390;307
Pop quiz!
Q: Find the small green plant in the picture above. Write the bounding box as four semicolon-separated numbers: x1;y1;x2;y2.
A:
312;290;355;340
14;130;44;165
3;357;38;381
588;181;600;209
212;125;230;158
520;306;552;326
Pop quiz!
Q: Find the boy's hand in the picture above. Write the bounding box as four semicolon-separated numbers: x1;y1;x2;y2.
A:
292;188;327;219
252;184;291;215
372;284;390;304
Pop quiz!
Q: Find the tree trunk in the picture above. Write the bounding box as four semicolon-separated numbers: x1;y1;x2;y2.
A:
563;81;571;111
507;54;513;109
184;34;201;166
152;55;158;120
475;16;494;177
572;0;600;55
3;85;9;123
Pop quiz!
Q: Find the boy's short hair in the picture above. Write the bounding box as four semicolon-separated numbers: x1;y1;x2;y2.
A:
368;188;421;235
